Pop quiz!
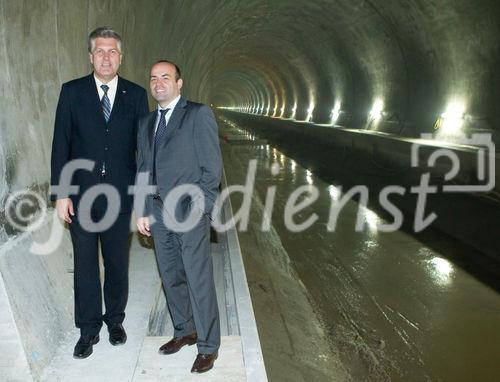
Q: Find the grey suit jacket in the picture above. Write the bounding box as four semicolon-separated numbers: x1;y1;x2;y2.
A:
136;97;222;219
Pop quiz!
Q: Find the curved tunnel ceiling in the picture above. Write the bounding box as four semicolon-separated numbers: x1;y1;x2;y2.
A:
164;0;500;134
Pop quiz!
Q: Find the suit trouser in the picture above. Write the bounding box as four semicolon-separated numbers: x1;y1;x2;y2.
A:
150;199;220;354
69;208;131;336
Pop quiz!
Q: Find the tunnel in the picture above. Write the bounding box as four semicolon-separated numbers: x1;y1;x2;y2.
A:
1;0;500;381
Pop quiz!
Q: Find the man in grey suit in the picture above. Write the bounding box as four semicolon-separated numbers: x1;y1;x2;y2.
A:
136;60;221;373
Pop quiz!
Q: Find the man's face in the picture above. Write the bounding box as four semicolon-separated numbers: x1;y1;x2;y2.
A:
89;37;122;82
150;62;183;106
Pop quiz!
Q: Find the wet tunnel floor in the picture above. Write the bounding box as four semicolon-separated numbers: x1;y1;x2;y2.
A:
217;115;500;381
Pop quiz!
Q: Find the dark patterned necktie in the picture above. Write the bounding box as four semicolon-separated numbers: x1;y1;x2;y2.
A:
101;84;111;122
152;108;170;185
154;108;170;145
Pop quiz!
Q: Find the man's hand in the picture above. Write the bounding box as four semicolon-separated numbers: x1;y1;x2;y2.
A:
137;217;151;237
56;198;74;223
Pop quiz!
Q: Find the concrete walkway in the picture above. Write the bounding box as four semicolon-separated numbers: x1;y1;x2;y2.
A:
40;235;248;381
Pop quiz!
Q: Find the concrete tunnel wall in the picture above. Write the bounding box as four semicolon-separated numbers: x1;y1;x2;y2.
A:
0;0;499;378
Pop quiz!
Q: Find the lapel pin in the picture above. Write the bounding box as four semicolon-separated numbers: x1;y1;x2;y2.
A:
122;90;127;94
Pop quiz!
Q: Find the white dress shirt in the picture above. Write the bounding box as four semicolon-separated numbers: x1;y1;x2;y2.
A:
155;95;181;134
94;74;118;110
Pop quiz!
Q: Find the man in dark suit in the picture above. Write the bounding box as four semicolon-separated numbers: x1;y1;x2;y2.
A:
136;60;222;373
50;27;148;359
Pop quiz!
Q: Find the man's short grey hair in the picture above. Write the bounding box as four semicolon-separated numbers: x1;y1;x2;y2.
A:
88;27;122;53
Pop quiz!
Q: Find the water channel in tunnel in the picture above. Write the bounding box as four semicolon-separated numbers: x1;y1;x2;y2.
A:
217;113;500;381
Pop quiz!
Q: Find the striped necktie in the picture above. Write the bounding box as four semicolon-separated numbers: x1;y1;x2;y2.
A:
101;84;111;123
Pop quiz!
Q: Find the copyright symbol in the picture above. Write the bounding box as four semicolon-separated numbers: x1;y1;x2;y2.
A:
4;190;47;232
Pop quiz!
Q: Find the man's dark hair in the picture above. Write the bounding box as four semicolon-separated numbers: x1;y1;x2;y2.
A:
88;27;122;53
155;60;182;81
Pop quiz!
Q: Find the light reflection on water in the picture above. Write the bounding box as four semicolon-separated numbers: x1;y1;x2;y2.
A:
306;169;313;184
279;153;285;166
426;257;454;286
360;205;380;234
220;118;499;381
328;185;341;201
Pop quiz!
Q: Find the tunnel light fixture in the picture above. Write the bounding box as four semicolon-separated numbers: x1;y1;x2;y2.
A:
306;103;315;122
265;106;270;116
280;105;285;118
273;106;278;117
330;101;341;125
369;99;384;121
291;104;297;120
259;106;264;114
439;101;465;134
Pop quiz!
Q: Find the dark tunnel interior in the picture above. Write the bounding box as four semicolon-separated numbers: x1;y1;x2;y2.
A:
0;1;499;381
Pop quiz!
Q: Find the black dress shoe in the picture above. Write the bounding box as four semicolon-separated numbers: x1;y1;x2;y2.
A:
158;333;197;355
73;334;99;359
191;351;218;373
108;323;127;346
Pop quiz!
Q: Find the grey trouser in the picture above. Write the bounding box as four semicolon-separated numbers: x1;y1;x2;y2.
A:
150;198;220;353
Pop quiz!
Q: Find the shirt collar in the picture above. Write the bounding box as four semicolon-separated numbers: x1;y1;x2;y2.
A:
157;95;181;113
94;74;118;90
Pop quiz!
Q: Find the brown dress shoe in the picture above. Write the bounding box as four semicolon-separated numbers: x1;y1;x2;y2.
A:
191;351;218;373
158;333;197;354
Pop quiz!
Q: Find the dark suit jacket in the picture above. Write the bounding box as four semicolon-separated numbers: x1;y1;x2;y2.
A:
51;73;149;213
136;97;222;219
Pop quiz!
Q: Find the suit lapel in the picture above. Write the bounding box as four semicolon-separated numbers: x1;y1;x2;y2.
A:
161;97;188;145
147;111;157;148
108;77;126;124
85;74;107;124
